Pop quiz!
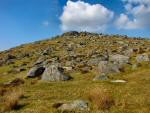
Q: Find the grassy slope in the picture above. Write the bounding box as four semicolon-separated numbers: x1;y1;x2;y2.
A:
0;64;150;113
0;34;150;113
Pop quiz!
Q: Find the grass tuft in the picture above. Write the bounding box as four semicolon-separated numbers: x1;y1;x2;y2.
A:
88;87;114;110
1;88;24;112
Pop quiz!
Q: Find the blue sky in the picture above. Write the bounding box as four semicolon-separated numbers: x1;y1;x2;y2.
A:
0;0;150;51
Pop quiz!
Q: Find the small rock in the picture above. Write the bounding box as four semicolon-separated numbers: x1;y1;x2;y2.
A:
58;100;89;111
63;66;73;72
110;80;127;83
136;53;150;63
93;74;108;81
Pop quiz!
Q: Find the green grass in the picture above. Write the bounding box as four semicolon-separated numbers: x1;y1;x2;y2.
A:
0;64;150;113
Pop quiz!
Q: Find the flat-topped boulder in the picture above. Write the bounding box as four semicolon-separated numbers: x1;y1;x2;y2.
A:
57;100;89;111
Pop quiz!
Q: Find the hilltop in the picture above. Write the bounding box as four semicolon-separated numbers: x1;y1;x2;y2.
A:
0;31;150;113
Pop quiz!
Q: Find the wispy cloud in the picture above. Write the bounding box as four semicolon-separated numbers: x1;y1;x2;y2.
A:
42;21;49;27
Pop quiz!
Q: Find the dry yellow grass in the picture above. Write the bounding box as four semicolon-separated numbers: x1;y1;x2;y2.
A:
88;87;114;110
0;88;24;112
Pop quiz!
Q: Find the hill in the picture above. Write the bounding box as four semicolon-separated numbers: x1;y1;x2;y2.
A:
0;31;150;113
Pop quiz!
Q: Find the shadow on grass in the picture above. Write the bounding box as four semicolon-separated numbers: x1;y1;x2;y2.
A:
14;103;28;111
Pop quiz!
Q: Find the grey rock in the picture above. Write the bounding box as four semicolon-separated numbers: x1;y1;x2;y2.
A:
58;100;89;111
41;63;71;81
124;48;135;56
109;54;129;65
5;59;15;65
67;43;77;51
136;53;150;63
88;58;102;66
42;47;53;55
93;74;108;81
27;66;45;78
98;61;121;75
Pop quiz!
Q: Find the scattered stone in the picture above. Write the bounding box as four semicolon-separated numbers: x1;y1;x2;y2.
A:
63;66;73;72
110;80;127;83
5;54;16;61
93;74;108;81
41;63;72;81
124;48;135;56
87;58;102;66
42;47;53;55
58;100;89;111
98;61;121;75
109;54;130;65
5;59;15;65
136;53;150;63
67;43;77;51
27;66;45;78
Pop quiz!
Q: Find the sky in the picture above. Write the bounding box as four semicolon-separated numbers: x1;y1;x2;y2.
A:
0;0;150;51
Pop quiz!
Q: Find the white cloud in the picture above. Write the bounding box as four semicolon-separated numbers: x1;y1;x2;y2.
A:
43;21;49;27
116;0;150;29
116;14;140;29
60;0;114;32
123;0;150;4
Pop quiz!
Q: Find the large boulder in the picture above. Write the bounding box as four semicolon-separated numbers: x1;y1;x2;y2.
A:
136;53;150;63
27;66;45;78
41;64;71;81
109;54;129;65
98;61;122;75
